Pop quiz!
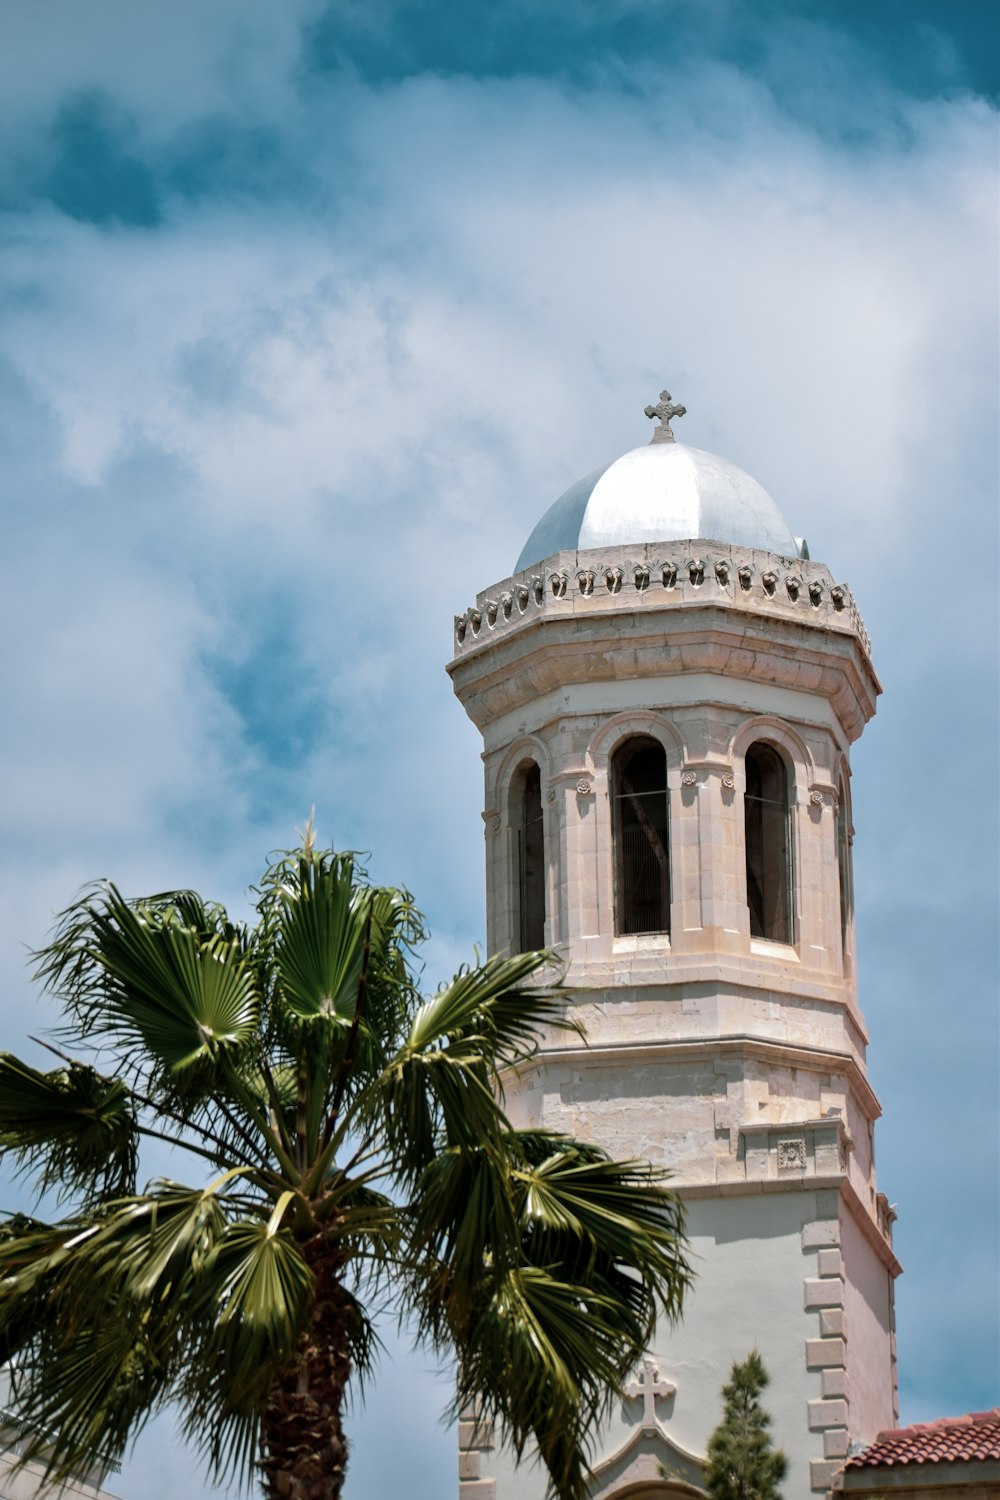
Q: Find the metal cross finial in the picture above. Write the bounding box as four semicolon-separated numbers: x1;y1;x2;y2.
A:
624;1359;676;1433
644;389;687;443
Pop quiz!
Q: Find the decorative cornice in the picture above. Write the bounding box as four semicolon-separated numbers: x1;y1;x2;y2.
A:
452;540;873;660
450;597;880;745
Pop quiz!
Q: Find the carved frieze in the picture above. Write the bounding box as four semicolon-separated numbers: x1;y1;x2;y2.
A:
450;543;876;711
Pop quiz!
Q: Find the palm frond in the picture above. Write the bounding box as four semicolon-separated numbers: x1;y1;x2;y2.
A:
454;1264;609;1500
404;1130;689;1500
36;884;259;1076
103;1180;235;1298
0;1053;137;1202
0;1182;287;1486
322;1178;401;1263
406;1144;519;1294
379;952;571;1175
273;853;370;1024
407;950;571;1065
512;1134;691;1319
9;1312;168;1479
195;1219;314;1373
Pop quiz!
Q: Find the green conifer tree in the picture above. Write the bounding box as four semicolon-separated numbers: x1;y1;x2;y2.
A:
703;1350;788;1500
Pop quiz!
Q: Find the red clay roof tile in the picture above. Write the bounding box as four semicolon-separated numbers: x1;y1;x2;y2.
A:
846;1410;1000;1469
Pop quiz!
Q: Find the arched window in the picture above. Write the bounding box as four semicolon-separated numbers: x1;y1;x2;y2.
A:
514;762;545;951
612;737;670;936
837;777;853;958
744;742;792;943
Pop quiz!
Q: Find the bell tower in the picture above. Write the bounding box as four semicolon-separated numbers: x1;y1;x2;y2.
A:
448;396;899;1499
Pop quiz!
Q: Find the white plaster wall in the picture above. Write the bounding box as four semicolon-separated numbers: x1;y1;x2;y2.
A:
841;1207;897;1444
485;1192;829;1499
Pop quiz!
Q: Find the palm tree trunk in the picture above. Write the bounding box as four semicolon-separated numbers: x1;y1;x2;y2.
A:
259;1240;353;1500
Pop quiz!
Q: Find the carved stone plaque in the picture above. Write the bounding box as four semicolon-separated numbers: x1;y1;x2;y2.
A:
778;1138;807;1170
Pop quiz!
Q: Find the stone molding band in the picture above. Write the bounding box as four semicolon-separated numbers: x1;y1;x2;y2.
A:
453;542;872;658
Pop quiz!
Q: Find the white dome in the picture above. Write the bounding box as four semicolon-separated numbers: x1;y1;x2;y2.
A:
515;440;801;572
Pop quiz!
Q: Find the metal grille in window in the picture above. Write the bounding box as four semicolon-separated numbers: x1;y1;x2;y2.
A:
518;763;545;952
613;739;670;935
744;743;792;943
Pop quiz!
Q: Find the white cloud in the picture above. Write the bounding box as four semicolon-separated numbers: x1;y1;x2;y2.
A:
0;26;996;1496
0;0;311;137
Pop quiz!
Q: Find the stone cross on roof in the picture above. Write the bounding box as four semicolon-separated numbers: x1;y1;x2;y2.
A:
624;1358;676;1433
644;389;687;443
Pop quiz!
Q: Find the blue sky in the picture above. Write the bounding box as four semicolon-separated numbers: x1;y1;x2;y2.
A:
0;2;996;1496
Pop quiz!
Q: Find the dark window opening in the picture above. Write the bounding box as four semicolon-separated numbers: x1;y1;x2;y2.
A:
745;742;792;943
517;763;546;952
613;737;670;935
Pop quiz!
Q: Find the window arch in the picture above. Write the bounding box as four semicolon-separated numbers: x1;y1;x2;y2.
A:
612;736;671;936
512;761;545;951
744;742;793;943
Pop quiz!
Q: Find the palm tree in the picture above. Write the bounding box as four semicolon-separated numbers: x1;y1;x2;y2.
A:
0;837;690;1500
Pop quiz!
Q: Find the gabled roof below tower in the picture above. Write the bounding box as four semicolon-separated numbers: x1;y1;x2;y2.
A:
836;1409;1000;1495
